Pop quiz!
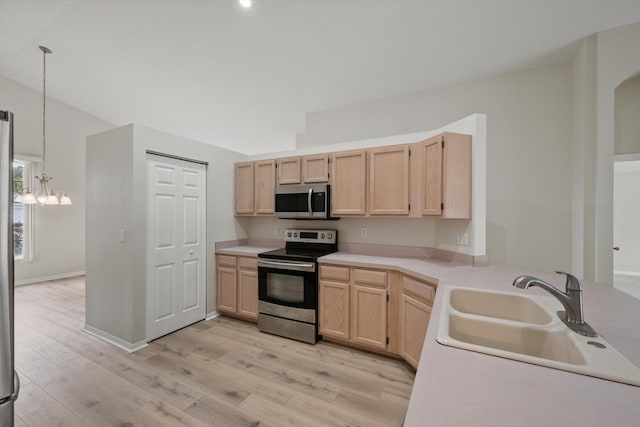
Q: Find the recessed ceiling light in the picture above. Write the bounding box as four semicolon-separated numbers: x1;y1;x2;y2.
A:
239;0;252;8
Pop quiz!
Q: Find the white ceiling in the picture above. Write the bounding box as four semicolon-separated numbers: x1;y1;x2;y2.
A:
1;1;640;155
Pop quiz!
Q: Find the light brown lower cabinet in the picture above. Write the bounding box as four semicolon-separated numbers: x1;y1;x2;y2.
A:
216;254;258;322
351;284;388;350
319;263;435;369
400;293;432;368
399;274;436;369
318;280;350;340
319;265;390;351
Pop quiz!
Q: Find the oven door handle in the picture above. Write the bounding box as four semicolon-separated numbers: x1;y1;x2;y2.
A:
308;188;313;217
258;259;316;272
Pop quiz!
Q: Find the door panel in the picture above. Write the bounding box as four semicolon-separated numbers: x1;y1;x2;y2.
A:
155;195;175;247
182;196;199;245
147;155;206;341
182;259;199;310
155;264;176;321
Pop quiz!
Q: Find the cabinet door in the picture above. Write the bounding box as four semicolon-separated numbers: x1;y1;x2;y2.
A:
238;269;258;320
351;284;387;349
331;150;367;216
422;136;443;215
369;145;410;215
302;154;329;183
217;266;237;313
400;293;431;369
235;162;254;214
441;133;472;219
319;280;350;340
254;159;276;214
277;157;301;185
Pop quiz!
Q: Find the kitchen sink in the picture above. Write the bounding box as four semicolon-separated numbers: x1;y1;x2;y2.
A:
449;288;552;325
437;286;640;387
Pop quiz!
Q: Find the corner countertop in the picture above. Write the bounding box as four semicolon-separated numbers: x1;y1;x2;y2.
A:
318;253;640;427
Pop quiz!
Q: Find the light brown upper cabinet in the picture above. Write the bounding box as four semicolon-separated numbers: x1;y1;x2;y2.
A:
234;162;254;215
369;145;410;215
254;159;276;214
277;157;301;185
422;133;472;218
302;154;330;183
331;150;367;216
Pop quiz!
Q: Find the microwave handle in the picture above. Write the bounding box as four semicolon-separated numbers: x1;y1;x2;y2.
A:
308;188;313;217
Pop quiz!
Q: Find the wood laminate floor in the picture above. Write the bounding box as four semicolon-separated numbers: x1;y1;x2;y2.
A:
13;277;415;426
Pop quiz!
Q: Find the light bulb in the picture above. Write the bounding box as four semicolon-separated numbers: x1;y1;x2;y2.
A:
45;193;59;205
20;191;37;204
239;0;252;8
60;193;72;205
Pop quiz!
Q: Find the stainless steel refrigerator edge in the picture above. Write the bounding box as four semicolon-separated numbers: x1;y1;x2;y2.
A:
1;110;19;427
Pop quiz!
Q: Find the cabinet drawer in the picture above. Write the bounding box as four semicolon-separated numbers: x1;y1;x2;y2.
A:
217;254;237;267
238;256;257;270
320;265;350;282
352;268;387;287
402;275;436;304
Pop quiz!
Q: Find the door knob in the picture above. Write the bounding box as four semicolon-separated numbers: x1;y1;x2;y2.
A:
613;247;620;251
189;250;194;255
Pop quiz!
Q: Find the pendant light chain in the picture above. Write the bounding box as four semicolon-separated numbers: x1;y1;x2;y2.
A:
42;46;47;173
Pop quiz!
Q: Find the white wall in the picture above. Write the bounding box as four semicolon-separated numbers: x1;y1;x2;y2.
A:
613;161;640;273
615;73;640;155
0;76;114;284
297;62;573;273
86;124;246;345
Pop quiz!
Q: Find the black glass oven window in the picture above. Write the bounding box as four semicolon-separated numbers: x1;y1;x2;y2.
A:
275;191;326;213
275;192;308;212
266;272;305;303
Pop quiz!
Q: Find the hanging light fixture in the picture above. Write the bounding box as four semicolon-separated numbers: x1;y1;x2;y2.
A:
20;46;71;206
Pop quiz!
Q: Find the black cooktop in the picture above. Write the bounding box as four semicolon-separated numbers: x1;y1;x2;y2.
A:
258;247;337;261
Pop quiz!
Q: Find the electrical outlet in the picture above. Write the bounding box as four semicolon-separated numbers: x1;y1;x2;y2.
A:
360;226;368;238
275;225;280;235
457;232;468;245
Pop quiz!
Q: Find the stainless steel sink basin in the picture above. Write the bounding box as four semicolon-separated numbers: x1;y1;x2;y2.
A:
437;286;640;387
449;288;552;325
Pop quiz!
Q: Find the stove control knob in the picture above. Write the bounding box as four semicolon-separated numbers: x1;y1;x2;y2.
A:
294;232;298;238
287;232;292;238
320;233;326;239
327;232;333;239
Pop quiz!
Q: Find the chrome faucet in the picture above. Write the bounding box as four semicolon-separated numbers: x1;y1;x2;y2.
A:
513;271;597;337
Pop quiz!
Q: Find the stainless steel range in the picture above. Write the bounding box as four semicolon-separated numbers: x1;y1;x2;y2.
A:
257;229;338;344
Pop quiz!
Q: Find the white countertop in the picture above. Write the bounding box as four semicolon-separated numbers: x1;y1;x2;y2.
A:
215;245;277;256
218;247;640;425
319;253;640;427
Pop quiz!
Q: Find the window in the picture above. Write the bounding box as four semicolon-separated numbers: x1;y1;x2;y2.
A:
13;158;35;261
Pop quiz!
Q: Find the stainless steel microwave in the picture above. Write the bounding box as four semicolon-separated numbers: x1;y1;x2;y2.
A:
274;184;335;219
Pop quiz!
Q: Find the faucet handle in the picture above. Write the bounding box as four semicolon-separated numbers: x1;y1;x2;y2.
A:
554;271;582;292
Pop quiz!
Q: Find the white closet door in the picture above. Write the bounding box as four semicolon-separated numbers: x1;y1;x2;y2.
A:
147;154;206;341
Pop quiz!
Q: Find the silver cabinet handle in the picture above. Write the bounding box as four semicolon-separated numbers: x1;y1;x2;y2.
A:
308;188;313;216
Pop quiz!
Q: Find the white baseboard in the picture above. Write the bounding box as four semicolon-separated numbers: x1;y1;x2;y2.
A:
15;270;85;286
83;324;148;353
206;311;220;320
614;270;640;277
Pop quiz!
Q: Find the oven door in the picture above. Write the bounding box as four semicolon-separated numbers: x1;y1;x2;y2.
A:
257;258;317;310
